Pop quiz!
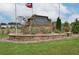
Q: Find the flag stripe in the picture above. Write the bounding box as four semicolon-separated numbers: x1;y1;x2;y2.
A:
25;3;32;8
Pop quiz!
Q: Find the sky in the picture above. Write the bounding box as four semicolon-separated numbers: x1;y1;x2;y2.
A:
0;3;79;23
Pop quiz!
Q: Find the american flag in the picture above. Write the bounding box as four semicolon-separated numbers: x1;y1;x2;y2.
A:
25;3;32;8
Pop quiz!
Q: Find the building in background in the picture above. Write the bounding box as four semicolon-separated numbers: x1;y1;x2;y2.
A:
22;14;53;34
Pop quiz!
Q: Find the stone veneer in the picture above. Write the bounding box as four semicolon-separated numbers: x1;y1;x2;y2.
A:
8;33;67;41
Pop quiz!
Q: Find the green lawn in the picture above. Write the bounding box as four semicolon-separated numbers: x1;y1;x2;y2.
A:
0;37;79;55
0;34;9;38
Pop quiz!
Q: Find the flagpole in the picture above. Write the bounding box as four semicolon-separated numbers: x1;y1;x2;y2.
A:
32;3;33;16
30;3;33;34
25;3;33;34
29;3;33;34
59;3;60;18
15;3;17;35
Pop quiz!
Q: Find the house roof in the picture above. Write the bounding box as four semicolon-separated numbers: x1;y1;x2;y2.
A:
28;14;51;21
32;14;48;18
26;14;51;25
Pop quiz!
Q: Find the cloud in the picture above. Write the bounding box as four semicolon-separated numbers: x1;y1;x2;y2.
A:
60;4;79;23
0;3;78;23
33;3;59;21
0;3;15;16
16;3;71;22
33;3;72;22
16;3;32;17
0;3;15;23
60;4;71;14
68;14;79;22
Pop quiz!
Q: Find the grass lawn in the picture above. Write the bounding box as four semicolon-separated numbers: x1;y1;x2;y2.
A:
0;34;9;38
0;37;79;55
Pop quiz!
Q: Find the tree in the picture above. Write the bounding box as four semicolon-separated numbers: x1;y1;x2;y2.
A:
56;17;61;31
63;21;70;32
71;18;79;33
0;23;7;34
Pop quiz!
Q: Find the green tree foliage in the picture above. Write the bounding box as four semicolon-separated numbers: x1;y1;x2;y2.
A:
63;21;70;32
71;18;79;33
56;17;61;31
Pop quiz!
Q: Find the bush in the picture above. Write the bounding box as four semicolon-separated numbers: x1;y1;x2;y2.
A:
40;28;51;34
31;27;40;34
56;17;61;31
21;27;30;34
54;29;61;33
63;22;70;32
71;19;79;34
31;27;51;34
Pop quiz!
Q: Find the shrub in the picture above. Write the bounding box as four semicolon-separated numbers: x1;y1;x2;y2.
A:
54;29;61;33
63;22;70;32
71;18;79;34
56;17;61;31
41;28;51;34
31;27;40;34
